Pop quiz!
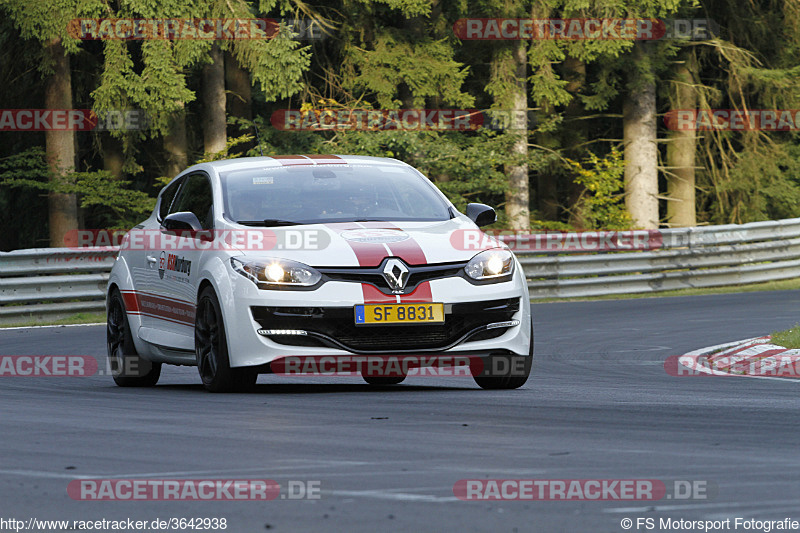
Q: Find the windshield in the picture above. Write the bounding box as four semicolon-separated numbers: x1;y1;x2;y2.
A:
220;164;451;225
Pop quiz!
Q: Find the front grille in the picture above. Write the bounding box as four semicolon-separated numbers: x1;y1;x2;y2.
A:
318;260;466;295
251;297;520;353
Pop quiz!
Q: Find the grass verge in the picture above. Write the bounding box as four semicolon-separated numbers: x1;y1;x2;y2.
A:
531;277;800;303
0;312;106;329
771;325;800;349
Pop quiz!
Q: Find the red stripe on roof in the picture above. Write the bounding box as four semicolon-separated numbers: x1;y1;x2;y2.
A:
304;154;345;164
272;155;312;166
271;155;347;166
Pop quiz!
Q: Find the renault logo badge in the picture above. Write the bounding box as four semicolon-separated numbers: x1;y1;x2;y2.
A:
382;258;410;293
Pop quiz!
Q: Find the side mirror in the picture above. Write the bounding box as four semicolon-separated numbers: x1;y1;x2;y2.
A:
161;212;203;236
466;203;497;227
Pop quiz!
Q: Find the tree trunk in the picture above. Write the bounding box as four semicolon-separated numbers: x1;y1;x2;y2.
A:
535;99;558;222
529;2;556;223
102;135;124;179
623;43;659;229
225;52;252;122
203;45;227;155
225;51;253;154
504;40;529;230
164;104;188;179
666;49;697;227
44;38;79;247
536;170;558;221
564;55;589;228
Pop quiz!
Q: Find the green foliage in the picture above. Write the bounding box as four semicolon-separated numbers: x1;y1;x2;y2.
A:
567;148;631;229
92;40;197;139
90;0;310;159
701;137;800;224
3;0;800;250
0;148;155;228
196;135;256;163
345;32;475;108
354;0;432;17
0;0;106;54
228;27;311;102
0;147;50;182
692;0;800;224
71;171;157;228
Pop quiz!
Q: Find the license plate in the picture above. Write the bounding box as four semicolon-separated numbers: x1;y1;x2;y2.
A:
354;303;445;325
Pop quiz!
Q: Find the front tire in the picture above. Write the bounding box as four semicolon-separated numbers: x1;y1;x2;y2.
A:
195;287;257;393
107;288;161;387
472;317;533;390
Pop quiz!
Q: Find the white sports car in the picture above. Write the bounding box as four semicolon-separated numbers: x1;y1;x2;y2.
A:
106;155;533;392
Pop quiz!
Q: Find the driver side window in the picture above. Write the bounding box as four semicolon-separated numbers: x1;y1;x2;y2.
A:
170;173;214;230
158;179;182;222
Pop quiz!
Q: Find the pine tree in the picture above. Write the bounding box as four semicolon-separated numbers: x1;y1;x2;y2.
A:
0;0;95;245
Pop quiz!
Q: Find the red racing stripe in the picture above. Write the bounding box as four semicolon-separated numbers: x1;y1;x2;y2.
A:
399;281;433;303
272;155;312;166
120;290;140;313
359;221;427;265
327;222;432;302
326;222;388;267
326;223;389;304
348;242;388;267
303;154;344;165
271;154;346;166
120;290;195;326
386;238;426;266
361;283;396;303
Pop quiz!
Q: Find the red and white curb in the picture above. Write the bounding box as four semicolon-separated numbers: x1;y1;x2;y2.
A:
678;336;800;381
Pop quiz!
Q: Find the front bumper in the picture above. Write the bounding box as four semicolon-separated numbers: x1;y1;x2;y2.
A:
250;297;519;353
221;267;532;368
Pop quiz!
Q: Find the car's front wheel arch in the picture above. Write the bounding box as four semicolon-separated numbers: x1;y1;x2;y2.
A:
195;285;257;392
107;286;161;387
196;279;215;306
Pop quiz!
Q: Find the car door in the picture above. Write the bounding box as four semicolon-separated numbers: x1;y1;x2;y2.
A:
128;176;183;332
140;172;213;339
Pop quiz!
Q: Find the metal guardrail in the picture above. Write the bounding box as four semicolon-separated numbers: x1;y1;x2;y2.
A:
2;217;800;323
515;218;800;298
0;248;116;324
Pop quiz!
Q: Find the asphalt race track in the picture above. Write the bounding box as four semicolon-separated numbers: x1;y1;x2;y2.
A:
2;290;800;532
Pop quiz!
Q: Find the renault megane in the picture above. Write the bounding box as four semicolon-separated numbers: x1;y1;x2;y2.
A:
106;155;533;392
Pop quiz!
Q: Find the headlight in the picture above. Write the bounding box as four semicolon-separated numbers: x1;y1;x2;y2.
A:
465;249;514;281
231;257;322;288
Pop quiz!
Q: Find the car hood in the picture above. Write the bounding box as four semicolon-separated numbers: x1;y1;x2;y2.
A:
229;218;503;267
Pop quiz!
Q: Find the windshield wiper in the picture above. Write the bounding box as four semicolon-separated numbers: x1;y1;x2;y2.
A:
236;219;304;227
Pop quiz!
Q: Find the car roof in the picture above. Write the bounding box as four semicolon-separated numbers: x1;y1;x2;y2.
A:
199;155;410;174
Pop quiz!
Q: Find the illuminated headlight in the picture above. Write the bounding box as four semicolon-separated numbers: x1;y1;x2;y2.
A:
465;249;514;281
231;257;321;287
